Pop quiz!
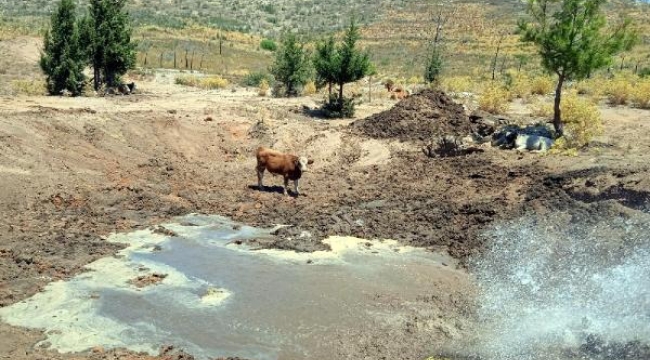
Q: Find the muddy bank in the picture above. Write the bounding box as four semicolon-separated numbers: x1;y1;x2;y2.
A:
1;92;650;360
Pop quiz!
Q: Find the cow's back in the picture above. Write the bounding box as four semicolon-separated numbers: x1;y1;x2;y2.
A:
256;147;299;176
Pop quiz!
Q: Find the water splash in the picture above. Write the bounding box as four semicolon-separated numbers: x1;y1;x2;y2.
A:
468;212;650;360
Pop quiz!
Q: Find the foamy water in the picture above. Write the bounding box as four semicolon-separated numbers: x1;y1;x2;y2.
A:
0;214;460;359
467;213;650;359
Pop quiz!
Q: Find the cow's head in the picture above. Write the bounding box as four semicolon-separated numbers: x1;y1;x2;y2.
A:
296;157;314;172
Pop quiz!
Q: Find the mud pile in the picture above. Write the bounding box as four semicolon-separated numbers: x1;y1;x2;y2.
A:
353;89;473;141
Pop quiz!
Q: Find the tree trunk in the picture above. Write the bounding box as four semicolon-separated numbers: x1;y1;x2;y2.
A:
328;82;332;97
173;52;177;68
491;36;503;81
553;74;565;137
93;66;101;91
338;83;344;109
159;53;163;68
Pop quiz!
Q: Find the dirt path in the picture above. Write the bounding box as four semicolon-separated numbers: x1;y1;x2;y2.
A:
1;71;649;359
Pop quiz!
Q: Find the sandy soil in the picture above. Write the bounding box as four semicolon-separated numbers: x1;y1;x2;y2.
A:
1;38;650;360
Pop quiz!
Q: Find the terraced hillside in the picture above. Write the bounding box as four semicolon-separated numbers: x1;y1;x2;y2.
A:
1;0;401;34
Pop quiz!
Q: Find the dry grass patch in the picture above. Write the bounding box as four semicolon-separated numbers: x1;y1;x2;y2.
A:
11;79;46;96
529;75;554;96
552;91;603;151
478;82;510;114
175;75;229;89
200;76;229;89
631;78;650;109
302;81;316;96
606;76;634;106
441;76;475;94
258;79;270;96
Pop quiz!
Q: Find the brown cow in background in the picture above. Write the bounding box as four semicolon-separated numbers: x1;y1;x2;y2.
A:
255;147;313;196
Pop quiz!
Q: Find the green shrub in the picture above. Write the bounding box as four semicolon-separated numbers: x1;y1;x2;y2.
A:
639;67;650;78
11;79;47;96
260;38;277;52
552;91;602;150
478;82;510;114
242;71;274;87
322;94;355;118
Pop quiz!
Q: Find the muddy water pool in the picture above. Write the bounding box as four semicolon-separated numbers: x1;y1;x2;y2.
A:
0;214;462;359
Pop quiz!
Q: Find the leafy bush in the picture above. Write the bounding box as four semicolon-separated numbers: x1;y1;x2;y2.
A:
322;94;355;118
175;75;228;89
575;76;608;98
504;71;531;100
639;67;650;78
553;91;603;150
200;76;229;89
478;82;510;114
258;79;269;96
260;38;277;52
440;76;474;94
242;71;274;87
302;80;316;95
631;78;650;109
606;76;634;105
175;75;200;87
11;80;47;96
529;98;553;118
529;75;554;95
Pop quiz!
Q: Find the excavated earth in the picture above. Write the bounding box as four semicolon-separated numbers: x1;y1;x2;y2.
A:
1;78;650;360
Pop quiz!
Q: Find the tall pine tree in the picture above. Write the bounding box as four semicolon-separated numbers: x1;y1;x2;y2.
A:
518;0;637;135
40;0;85;96
82;0;136;90
270;33;311;97
314;18;372;117
334;19;371;108
313;36;337;96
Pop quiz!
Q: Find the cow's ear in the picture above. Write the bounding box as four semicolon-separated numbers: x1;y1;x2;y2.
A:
308;159;314;165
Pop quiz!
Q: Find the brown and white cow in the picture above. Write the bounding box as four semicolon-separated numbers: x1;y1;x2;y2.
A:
255;147;313;196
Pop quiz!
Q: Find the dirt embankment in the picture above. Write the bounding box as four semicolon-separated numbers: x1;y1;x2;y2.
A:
352;89;474;141
1;85;650;360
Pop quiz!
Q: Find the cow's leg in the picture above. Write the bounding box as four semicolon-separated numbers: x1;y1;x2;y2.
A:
283;176;289;196
294;179;300;196
256;166;265;190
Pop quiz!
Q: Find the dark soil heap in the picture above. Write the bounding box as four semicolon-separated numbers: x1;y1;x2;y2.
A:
353;89;473;141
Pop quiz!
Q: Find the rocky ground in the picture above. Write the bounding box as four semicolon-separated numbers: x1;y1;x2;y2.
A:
1;42;650;359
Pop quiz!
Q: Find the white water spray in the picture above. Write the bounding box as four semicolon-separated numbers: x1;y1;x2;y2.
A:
468;213;650;360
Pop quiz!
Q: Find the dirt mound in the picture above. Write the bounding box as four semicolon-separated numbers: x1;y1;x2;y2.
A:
352;89;473;141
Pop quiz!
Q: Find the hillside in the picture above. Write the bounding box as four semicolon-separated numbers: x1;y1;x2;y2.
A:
0;0;648;80
0;0;400;34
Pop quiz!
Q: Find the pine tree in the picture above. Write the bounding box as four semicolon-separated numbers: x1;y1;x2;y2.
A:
424;48;443;84
333;19;371;110
40;0;85;96
82;0;136;90
270;33;311;97
313;36;337;96
518;0;637;136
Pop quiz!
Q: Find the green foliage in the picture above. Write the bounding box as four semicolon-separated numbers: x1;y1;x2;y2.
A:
314;18;372;118
241;71;274;87
313;35;337;94
260;38;277;51
424;47;444;84
39;0;86;96
639;67;650;78
82;0;137;89
518;0;637;134
270;33;312;97
322;94;355;118
334;18;371;92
